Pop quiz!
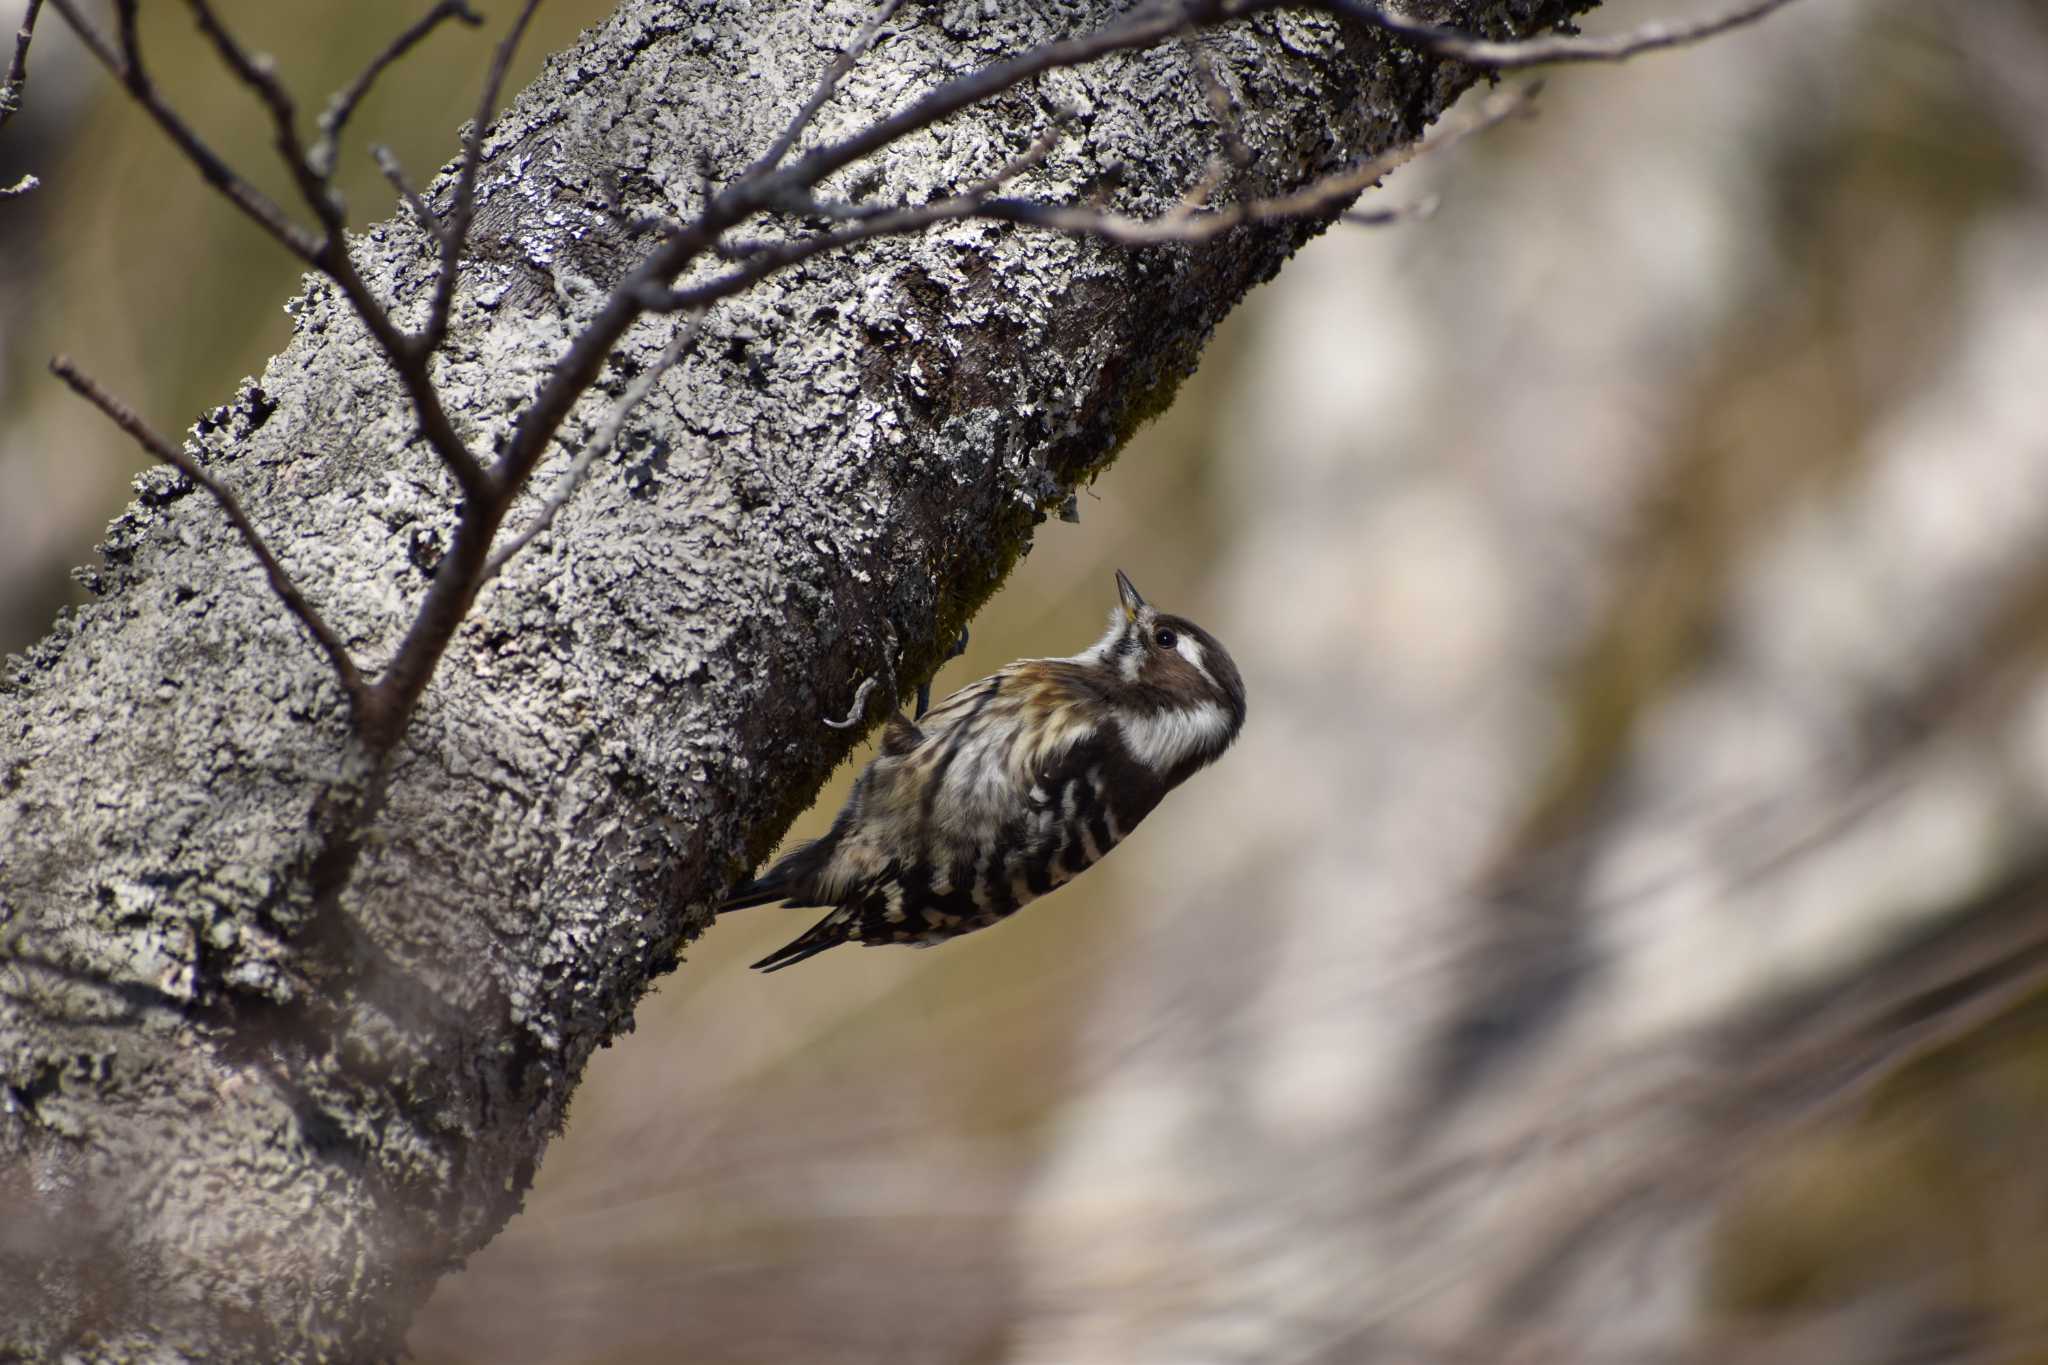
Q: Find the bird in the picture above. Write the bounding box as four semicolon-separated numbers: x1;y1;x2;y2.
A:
723;570;1247;972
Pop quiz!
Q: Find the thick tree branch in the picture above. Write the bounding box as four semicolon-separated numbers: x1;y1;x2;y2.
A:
1332;0;1806;68
0;0;1816;1358
48;357;367;712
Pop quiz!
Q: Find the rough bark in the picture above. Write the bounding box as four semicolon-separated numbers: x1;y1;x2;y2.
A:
0;0;1583;1358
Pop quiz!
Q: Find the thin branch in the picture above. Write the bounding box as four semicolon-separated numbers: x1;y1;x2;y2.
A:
745;0;909;180
49;357;367;712
1329;0;1806;68
43;0;322;260
173;0;488;498
749;0;1804;214
360;217;720;750
374;142;444;242
648;126;1063;311
0;0;44;132
48;0;1803;766
183;0;343;230
650;86;1524;313
482;313;705;583
750;0;1218;212
419;0;545;359
970;83;1528;242
313;0;483;177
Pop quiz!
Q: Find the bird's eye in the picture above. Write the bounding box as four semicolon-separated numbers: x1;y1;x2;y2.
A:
1154;627;1178;648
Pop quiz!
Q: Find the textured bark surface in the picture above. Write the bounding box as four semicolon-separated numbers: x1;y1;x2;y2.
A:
0;0;1579;1358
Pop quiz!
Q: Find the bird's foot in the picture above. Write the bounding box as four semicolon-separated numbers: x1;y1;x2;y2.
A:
915;627;971;719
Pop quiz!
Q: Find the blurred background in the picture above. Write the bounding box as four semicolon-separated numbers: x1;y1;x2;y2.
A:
8;0;2048;1361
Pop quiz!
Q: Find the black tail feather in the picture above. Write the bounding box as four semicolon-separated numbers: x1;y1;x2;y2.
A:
720;837;834;914
718;876;794;913
749;911;847;972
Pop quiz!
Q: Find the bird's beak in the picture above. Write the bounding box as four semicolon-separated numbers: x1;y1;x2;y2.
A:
1115;569;1146;623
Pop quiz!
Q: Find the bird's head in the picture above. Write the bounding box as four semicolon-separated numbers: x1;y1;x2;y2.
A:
1077;569;1246;778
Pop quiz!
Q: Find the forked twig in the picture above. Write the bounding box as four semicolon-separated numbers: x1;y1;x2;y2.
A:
648;86;1525;313
746;0;909;180
313;0;483;176
43;0;321;258
420;0;545;358
484;313;707;583
34;0;1810;766
1331;0;1805;68
50;358;366;711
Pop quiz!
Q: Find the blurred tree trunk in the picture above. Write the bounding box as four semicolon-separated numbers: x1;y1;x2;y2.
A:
0;0;1587;1359
1013;4;2048;1361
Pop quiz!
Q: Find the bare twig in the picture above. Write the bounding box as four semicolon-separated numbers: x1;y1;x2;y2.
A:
650;86;1524;313
483;314;706;584
164;0;489;499
823;676;881;730
751;0;1218;212
420;0;545;358
1330;0;1805;68
0;0;43;130
49;357;366;712
313;0;483;176
745;0;909;180
1;0;48;196
373;143;444;242
43;0;322;259
183;0;344;228
648;126;1064;311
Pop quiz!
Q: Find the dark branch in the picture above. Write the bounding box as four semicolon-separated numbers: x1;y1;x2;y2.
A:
43;0;322;259
647;86;1522;313
419;0;545;359
1330;0;1805;68
362;219;721;751
750;0;1212;212
313;0;483;177
373;142;444;243
49;357;367;713
0;0;43;131
44;0;1810;762
744;0;909;180
171;0;488;499
482;313;706;584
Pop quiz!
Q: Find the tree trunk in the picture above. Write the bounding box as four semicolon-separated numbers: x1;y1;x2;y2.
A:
0;0;1580;1357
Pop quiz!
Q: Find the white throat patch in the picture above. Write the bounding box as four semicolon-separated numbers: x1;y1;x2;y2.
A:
1119;701;1232;774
